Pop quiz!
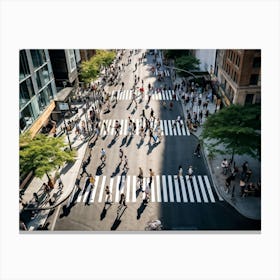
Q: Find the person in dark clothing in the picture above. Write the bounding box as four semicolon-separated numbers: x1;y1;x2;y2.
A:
194;143;201;157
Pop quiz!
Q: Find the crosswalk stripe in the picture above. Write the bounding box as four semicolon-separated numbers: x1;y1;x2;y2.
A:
126;176;130;202
198;175;209;203
163;120;168;136
203;176;216;203
168;90;172;100
100;120;105;135
110;120;115;135
173;176;181;202
114;176;121;202
129;90;132;100
176;122;181;136
98;176;107;202
165;91;170;100
181;121;186;136
160;120;164;136
132;176;136;202
158;92;162;100
156;175;161;202
119;119;124;135
142;177;146;199
168;120;173;136
90;176;99;202
82;185;91;203
77;180;87;202
106;177;114;202
123;119;128;135
179;176;188;202
106;120;111;136
167;175;175;202
151;179;155;202
119;91;123;100
186;177;195;203
192;176;202;203
186;124;190;136
172;121;177;136
162;175;168;202
161;91;166;100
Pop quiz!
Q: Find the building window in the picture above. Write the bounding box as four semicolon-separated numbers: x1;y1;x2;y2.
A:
19;103;36;131
19;50;30;81
30;50;46;69
245;94;254;104
35;65;50;90
37;84;53;112
19;78;35;109
233;71;236;82
253;57;261;68
236;55;240;67
250;74;259;85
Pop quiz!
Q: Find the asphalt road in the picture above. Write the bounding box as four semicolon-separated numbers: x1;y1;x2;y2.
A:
45;49;261;231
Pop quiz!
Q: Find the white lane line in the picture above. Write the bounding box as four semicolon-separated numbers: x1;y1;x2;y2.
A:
176;122;181;136
142;177;146;199
123;119;128;136
203;176;216;203
114;176;121;203
179;176;188;202
160;120;164;136
126;175;130;202
186;178;195;203
162;175;168;202
100;120;105;135
156;175;161;202
163;120;168;136
198;175;209;203
89;176;99;203
132;176;136;202
98;176;107;202
172;121;177;136
77;180;87;202
181;121;186;136
110;120;115;135
192;176;201;203
173;176;181;202
119;119;124;135
151;179;155;202
161;91;166;100
165;90;170;101
168;90;172;100
168;120;173;136
167;175;174;202
158;92;162;100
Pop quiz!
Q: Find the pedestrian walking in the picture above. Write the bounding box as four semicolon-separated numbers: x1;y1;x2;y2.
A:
225;174;234;193
137;167;144;188
187;166;193;180
89;174;95;188
100;148;106;163
176;165;183;179
105;185;112;204
169;101;173;111
103;122;108;135
241;161;249;180
245;168;252;182
119;148;124;164
119;193;127;207
239;179;246;197
123;155;128;172
80;160;89;177
221;159;229;175
144;182;151;204
194;143;201;157
149;168;154;185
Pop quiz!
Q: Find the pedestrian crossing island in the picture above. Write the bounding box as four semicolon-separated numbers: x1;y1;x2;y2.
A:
68;174;223;206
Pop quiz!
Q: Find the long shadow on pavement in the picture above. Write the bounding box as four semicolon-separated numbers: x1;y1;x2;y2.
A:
137;200;147;219
111;206;127;230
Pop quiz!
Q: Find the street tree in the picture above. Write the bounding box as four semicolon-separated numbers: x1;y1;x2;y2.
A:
20;132;76;184
163;50;191;59
80;50;116;83
174;55;200;74
201;104;261;163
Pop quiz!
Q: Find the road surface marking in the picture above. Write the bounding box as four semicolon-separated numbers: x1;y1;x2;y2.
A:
114;176;121;202
98;176;107;202
167;175;174;202
186;177;195;203
89;176;99;203
168;120;173;136
156;175;161;202
151;179;155;202
176;121;181;136
126;176;130;202
198;175;209;203
77;180;87;202
163;120;168;136
162;175;168;202
192;176;201;203
179;176;188;202
173;176;181;202
132;175;136;202
110;120;115;135
203;176;216;203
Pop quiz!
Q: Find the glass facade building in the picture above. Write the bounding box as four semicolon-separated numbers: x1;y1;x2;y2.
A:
19;50;57;133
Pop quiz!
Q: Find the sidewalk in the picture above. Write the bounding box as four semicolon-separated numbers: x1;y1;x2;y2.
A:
19;52;124;231
172;76;261;220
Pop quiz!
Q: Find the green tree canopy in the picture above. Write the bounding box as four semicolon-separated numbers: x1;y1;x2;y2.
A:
175;55;200;74
20;132;76;179
201;104;261;162
80;50;116;83
163;50;190;59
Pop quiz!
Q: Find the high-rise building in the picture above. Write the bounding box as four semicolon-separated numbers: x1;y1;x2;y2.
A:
192;49;216;74
215;49;261;105
19;49;57;136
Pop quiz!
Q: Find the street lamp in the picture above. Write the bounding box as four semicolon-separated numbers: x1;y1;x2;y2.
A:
57;102;72;151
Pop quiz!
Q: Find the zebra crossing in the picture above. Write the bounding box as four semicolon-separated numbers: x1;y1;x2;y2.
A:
100;119;190;136
155;69;170;77
110;89;180;101
68;174;223;205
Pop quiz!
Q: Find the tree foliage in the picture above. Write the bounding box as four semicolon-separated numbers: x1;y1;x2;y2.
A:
175;55;200;74
201;104;261;161
80;50;116;83
20;132;76;179
163;50;190;59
